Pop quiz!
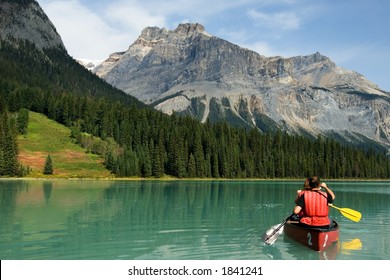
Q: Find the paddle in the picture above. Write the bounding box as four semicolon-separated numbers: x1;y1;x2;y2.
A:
314;190;362;222
328;204;362;222
262;214;294;245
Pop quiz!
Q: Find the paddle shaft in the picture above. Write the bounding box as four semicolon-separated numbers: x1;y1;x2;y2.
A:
264;214;293;243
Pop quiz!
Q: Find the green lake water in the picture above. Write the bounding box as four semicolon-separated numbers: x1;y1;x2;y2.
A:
0;179;389;260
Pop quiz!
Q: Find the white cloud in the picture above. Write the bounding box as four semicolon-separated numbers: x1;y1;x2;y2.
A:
248;9;301;30
38;0;167;59
102;0;166;33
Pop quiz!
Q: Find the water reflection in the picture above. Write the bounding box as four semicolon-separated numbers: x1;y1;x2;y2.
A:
43;181;53;203
341;238;363;254
285;238;363;260
0;180;30;244
71;181;274;259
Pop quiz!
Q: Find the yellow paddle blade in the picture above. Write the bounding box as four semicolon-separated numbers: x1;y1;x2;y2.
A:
329;204;362;222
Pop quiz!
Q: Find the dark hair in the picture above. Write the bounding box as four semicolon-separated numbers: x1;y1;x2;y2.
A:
303;178;310;189
308;176;321;188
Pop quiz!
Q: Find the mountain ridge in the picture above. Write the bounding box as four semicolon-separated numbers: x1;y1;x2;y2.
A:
0;0;65;50
93;23;390;152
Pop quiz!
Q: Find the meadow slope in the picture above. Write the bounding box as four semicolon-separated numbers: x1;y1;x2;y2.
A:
17;111;113;178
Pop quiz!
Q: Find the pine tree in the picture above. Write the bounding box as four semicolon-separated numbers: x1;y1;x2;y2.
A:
0;150;4;176
1;111;19;176
43;154;53;175
0;113;5;175
17;108;29;134
151;138;164;178
187;153;196;177
141;145;152;177
211;148;220;178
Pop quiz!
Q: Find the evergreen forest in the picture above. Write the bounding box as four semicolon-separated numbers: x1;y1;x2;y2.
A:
1;39;390;179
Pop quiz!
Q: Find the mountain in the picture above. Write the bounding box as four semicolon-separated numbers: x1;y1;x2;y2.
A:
0;0;144;106
0;0;64;50
94;23;390;152
1;2;389;179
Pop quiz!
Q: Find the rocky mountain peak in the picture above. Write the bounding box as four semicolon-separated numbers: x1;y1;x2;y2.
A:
139;26;168;42
0;0;65;50
93;24;390;151
174;23;210;37
134;23;210;49
311;51;328;62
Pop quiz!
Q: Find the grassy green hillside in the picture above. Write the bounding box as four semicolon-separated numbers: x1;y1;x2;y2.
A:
17;111;113;178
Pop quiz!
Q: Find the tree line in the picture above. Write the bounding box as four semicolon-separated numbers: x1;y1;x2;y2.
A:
1;39;390;178
0;103;29;176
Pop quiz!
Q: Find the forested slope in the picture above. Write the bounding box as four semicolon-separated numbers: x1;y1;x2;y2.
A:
1;40;389;179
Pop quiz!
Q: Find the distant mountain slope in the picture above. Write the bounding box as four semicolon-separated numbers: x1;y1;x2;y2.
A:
0;0;144;107
0;0;64;50
94;23;390;152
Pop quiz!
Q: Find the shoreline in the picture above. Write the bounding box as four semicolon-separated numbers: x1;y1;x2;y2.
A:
1;177;389;182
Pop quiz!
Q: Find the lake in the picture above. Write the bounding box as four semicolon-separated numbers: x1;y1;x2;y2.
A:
0;179;389;260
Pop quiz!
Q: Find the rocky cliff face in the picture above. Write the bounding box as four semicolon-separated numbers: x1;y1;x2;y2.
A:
94;23;390;151
0;0;64;50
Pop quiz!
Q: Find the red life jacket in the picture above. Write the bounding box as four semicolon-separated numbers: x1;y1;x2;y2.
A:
300;190;330;226
296;191;304;217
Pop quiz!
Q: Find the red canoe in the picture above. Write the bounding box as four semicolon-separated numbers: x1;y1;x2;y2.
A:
284;220;340;251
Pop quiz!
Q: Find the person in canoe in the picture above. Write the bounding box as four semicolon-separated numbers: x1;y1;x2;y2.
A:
294;177;310;203
292;176;336;228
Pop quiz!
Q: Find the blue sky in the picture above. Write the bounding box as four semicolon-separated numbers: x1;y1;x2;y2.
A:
38;0;390;91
